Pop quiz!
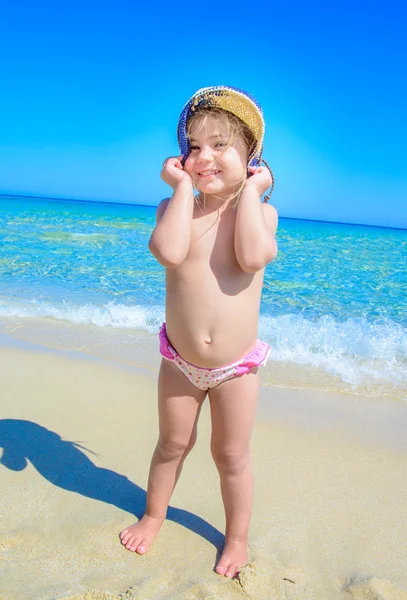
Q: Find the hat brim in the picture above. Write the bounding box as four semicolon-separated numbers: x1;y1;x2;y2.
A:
177;86;265;167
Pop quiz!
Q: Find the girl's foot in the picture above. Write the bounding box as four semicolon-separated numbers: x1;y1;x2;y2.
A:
119;514;164;554
215;538;249;578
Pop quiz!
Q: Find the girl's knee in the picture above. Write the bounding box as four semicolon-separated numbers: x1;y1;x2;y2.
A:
211;447;251;475
157;432;197;462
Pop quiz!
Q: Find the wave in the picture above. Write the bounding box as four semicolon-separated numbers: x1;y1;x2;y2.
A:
41;231;120;244
260;313;407;390
0;297;406;393
0;298;164;331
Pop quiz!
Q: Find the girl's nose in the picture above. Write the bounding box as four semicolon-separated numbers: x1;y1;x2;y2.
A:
197;146;213;162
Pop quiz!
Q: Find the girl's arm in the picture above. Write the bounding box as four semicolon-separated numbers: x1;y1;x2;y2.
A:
234;167;278;273
149;157;195;268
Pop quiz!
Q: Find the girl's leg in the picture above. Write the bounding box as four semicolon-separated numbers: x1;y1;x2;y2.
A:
208;369;259;578
120;359;207;553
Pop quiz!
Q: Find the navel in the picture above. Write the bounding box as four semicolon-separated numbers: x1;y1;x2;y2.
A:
204;337;212;345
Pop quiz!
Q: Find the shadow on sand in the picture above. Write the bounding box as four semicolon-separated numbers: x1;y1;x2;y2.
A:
0;418;224;549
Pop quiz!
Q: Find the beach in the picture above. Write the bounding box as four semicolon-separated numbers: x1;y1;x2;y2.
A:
1;329;406;600
1;0;406;593
1;195;406;598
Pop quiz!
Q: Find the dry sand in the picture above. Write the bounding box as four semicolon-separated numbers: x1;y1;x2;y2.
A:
0;343;406;600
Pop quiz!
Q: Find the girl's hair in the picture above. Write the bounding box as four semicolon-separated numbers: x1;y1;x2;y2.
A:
186;107;273;204
186;106;256;163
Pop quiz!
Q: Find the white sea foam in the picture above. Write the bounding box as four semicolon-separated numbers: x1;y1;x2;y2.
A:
259;313;407;389
0;298;406;393
0;298;164;332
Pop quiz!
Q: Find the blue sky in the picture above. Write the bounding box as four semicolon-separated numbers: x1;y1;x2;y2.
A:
0;1;406;228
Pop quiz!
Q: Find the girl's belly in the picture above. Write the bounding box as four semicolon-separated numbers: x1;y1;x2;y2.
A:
165;293;261;368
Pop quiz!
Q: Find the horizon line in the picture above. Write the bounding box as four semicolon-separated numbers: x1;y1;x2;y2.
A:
1;192;406;232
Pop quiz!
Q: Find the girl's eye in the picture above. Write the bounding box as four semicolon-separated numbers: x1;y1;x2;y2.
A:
189;141;227;150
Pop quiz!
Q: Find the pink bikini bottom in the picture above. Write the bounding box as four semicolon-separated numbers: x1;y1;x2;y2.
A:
159;323;270;390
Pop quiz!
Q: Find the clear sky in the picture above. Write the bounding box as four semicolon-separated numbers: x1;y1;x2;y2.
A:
0;1;406;228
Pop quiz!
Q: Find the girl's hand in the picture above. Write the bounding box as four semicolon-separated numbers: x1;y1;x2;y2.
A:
160;155;192;189
244;166;272;196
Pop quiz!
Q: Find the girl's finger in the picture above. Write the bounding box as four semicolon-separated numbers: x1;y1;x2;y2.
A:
163;155;183;166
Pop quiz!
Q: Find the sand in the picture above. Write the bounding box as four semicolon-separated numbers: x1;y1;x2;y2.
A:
0;341;406;600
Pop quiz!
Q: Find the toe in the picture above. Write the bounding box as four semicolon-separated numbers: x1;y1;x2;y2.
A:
225;564;236;578
136;537;150;554
126;536;141;551
120;533;131;545
215;562;227;575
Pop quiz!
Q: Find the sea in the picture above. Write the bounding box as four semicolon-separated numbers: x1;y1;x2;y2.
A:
1;194;406;400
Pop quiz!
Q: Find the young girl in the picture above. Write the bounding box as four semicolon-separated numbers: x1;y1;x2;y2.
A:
120;86;278;579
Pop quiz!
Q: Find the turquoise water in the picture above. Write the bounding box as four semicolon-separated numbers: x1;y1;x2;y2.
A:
1;194;406;396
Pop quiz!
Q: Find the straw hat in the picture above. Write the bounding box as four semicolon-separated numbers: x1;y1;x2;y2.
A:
177;86;265;168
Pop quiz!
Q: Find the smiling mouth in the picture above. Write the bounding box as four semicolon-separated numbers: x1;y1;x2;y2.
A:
198;170;221;177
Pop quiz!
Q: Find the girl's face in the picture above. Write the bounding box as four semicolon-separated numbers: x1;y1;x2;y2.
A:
184;116;248;197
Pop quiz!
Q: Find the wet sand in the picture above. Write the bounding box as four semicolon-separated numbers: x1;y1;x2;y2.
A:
0;342;406;600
